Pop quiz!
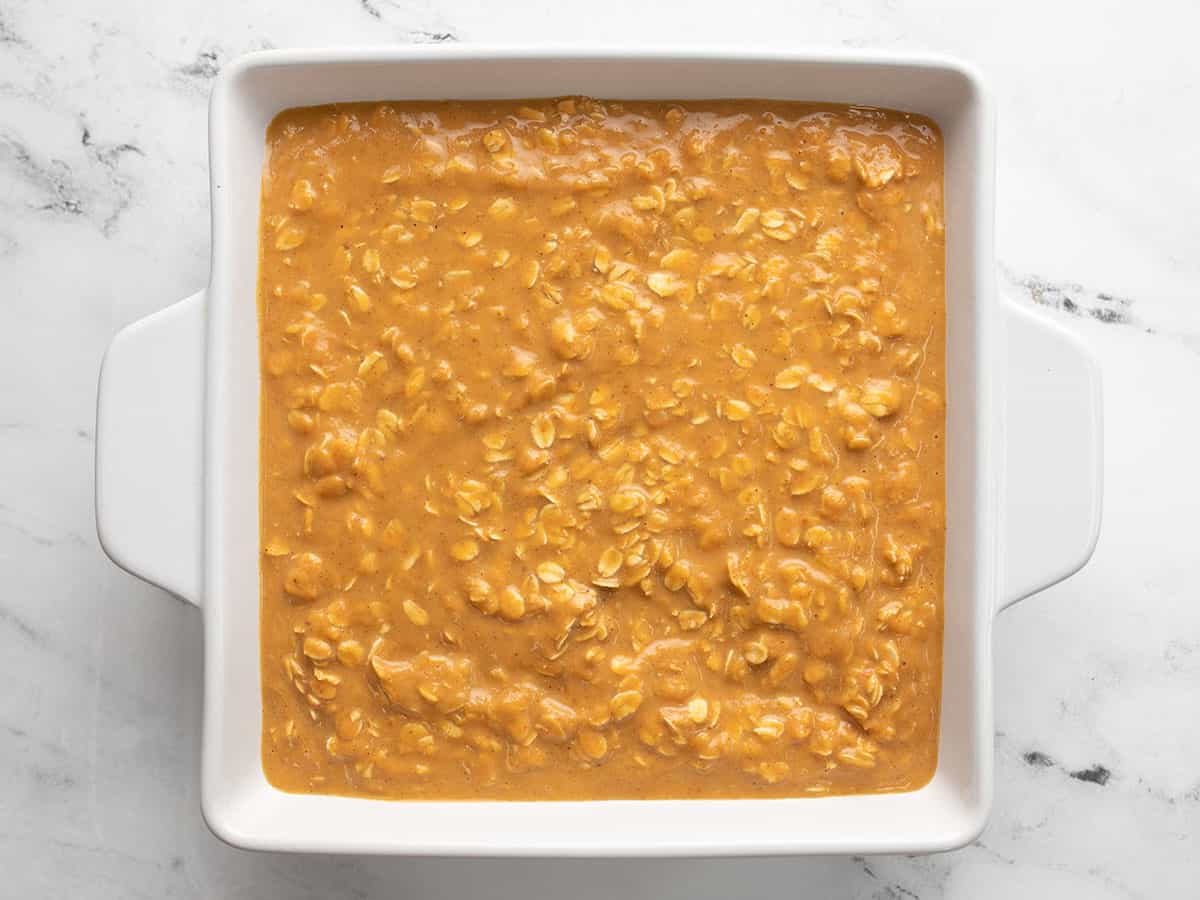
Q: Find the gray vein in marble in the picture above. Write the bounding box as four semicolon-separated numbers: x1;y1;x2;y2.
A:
79;121;143;234
354;0;459;42
995;729;1197;828
3;720;70;757
1022;750;1055;767
174;48;222;81
0;832;186;879
0;605;50;648
0;10;27;46
0;71;53;103
0;423;94;440
27;764;78;790
968;838;1018;867
1001;265;1137;328
1163;637;1200;674
0;133;86;217
853;856;925;900
0;519;58;547
1070;764;1112;786
85;19;121;68
0;119;143;236
1014;741;1115;788
920;836;1144;900
169;40;277;93
80;124;141;165
1000;726;1197;841
0;597;180;740
0;503;89;549
408;29;458;42
1132;773;1200;810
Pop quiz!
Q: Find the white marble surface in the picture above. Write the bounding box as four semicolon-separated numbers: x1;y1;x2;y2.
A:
2;0;1198;896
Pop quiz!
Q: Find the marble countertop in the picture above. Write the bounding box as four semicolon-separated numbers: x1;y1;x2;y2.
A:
2;0;1197;896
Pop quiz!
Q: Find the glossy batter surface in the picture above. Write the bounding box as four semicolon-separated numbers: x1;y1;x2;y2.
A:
258;98;946;799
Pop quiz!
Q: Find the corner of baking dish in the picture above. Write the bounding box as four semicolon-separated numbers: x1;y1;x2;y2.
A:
199;47;999;857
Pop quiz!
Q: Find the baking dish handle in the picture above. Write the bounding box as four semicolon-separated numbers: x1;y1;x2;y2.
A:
999;301;1102;611
96;291;205;607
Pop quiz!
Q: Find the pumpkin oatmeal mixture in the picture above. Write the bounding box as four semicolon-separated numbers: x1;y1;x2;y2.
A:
258;98;946;800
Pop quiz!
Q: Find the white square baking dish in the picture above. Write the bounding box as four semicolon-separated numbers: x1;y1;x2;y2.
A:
95;47;1102;856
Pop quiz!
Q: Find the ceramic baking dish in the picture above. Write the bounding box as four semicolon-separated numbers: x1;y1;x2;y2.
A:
95;47;1101;856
